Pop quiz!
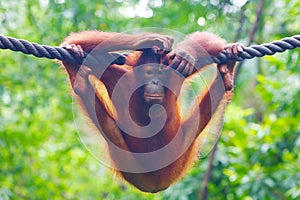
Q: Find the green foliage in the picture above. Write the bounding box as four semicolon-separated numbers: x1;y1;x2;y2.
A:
0;0;299;199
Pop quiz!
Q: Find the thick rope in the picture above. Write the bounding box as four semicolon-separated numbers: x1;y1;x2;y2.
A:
0;35;79;63
1;34;300;65
213;35;300;63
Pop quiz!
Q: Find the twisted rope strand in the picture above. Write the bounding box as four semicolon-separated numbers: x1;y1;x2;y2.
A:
212;35;300;63
0;35;79;63
1;34;300;65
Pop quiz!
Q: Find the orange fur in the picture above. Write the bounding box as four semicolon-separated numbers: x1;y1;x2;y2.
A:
61;31;236;193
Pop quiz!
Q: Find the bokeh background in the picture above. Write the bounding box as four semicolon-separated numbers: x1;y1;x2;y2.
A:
0;0;299;199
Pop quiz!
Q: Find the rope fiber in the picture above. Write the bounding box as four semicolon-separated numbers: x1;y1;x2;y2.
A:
1;34;300;65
